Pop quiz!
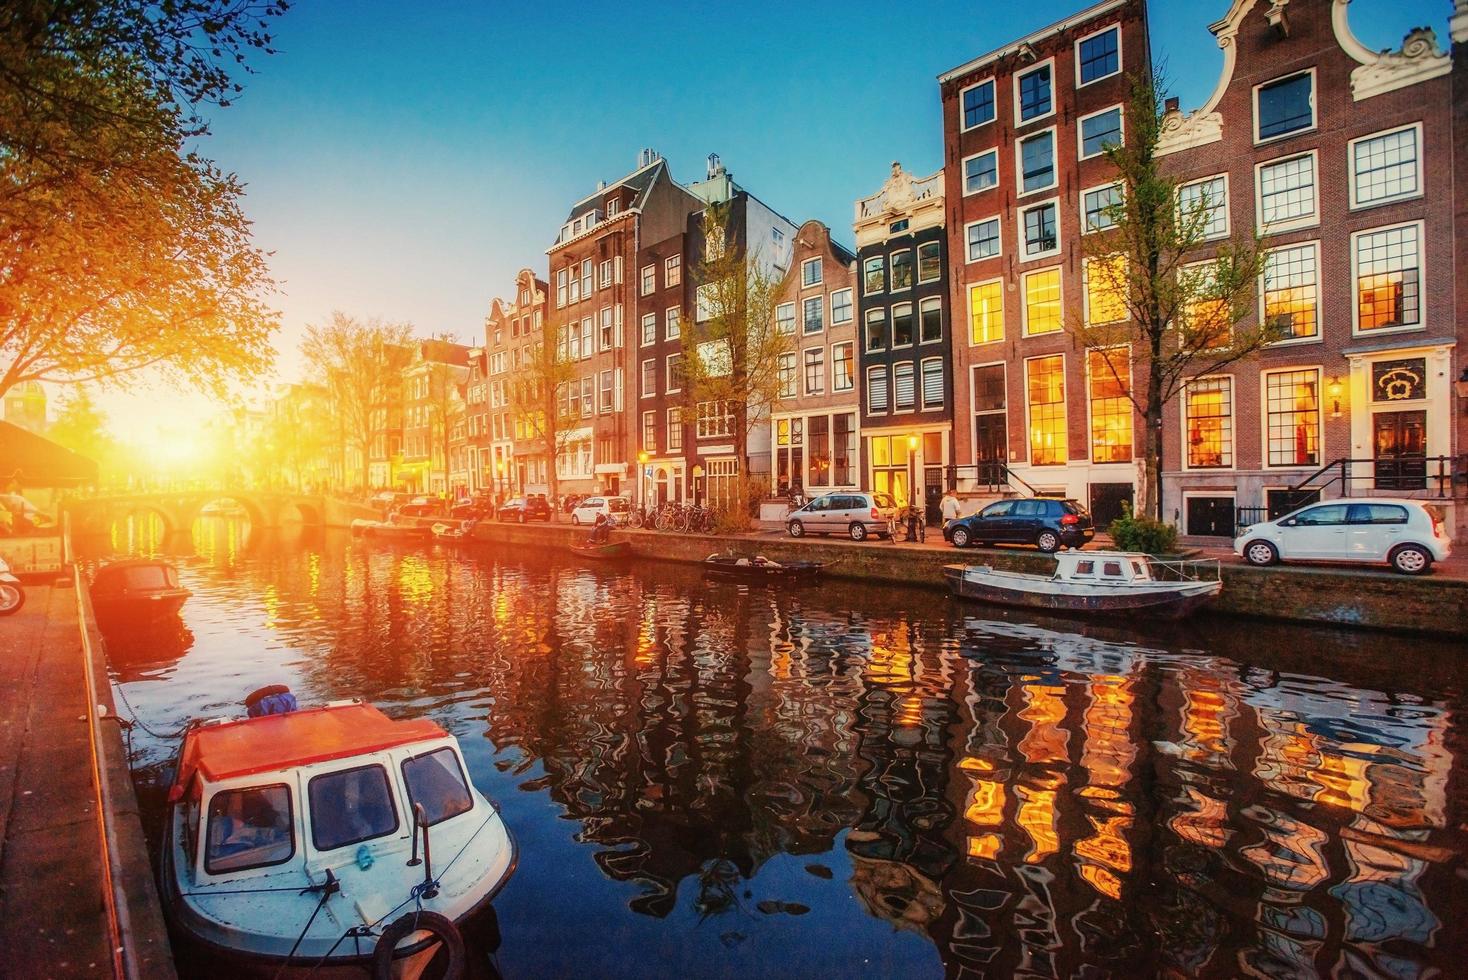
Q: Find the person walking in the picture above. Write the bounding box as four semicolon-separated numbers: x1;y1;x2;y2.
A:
940;489;961;530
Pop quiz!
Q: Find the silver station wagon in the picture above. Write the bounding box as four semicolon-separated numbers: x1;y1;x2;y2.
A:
786;492;900;541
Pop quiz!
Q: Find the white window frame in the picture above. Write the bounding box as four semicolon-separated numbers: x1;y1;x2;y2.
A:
918;295;943;345
917;241;942;285
1082;256;1127;327
1177;173;1230;240
1347;122;1424;211
892;361;917;413
801;257;823;288
1260;239;1322;347
1074;23;1122;88
1081;181;1124;235
1015;125;1059;197
964;216;1003;264
639;263;656;296
775;301;796;335
890;301;915;349
831;288;854;325
640;312;657;347
862;255;885;296
1349;219;1425;337
1084;345;1133;466
777;351;798;399
666;353;683;394
1254;150;1319;235
1259;365;1325;470
802;346;825;396
968;276;1005;347
959;77;997;133
640;358;656;398
919;356;945;410
665;253;682;286
1021;266;1064;337
1252;67;1317;146
1180;374;1236;472
1023;352;1067;465
665;306;681;341
832;341;855;392
1076;104;1124;161
802;294;825;333
666;408;682;452
1012;56;1057;127
1017;197;1062;262
961;148;1000;197
888;248;915;293
866;365;889;414
641;410;656;452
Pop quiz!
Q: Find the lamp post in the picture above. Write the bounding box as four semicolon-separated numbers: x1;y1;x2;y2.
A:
637;450;650;517
905;433;920;542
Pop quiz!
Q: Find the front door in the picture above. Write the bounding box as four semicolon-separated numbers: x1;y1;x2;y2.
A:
974;414;1006;487
1089;483;1133;530
924;468;943;525
1185;496;1235;537
1373;411;1426;491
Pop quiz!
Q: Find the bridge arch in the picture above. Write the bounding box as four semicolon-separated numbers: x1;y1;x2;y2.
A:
183;494;269;530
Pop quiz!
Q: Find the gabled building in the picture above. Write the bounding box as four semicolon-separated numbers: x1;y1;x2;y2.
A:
853;162;954;520
367;341;410;490
485;269;550;497
400;338;471;494
464;347;490;493
767;220;861;499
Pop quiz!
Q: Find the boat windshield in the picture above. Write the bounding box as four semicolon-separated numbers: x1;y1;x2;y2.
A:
205;784;295;874
402;747;473;827
124;565;172;591
308;764;399;852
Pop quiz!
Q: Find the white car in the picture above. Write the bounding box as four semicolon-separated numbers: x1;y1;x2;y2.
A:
570;495;630;526
1234;497;1451;575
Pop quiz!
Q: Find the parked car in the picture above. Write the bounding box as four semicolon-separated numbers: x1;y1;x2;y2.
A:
1234;498;1451;575
570;495;631;526
496;496;552;523
785;492;900;541
451;496;495;520
943;497;1094;552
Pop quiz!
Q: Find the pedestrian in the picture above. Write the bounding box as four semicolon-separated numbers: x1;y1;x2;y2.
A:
940;488;961;529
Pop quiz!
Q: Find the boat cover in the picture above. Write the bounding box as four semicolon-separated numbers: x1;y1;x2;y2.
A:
169;704;445;800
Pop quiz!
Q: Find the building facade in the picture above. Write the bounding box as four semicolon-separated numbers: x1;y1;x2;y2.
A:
854;162;955;520
484;270;551;498
400;339;471;494
464;348;489;494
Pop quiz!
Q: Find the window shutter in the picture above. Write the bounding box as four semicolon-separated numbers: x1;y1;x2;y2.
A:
615;305;624;348
614;367;623;411
894;363;916;409
868;368;889;411
922;360;944;407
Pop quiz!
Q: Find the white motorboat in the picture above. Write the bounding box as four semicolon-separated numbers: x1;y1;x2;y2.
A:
160;691;515;976
944;550;1222;620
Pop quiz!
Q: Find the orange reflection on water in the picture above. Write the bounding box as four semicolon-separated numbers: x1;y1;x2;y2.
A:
1015;783;1059;863
1017;680;1068;766
1082;674;1135;792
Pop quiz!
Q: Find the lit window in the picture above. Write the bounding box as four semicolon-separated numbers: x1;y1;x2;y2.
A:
832;342;854;391
1258;154;1316;229
1023;268;1062;335
1355;223;1421;331
865;308;886;351
1022;202;1058;257
967;218;1001;262
891;250;914;291
1077;27;1120;85
1177;176;1227;239
1017;63;1052;122
1185;377;1232;468
1256;72;1313;142
921;359;944;409
1088;350;1131;463
802;258;823;287
969;281;1003;345
1079;107;1122;158
894;362;916;410
777;352;797;399
1263;244;1319;341
867;365;889;412
1026;355;1067;465
1019;130;1055;193
962;79;996;129
1085;256;1127;325
863;256;885;294
917;241;941;283
1182;261;1232;349
1351;126;1420;207
803;348;825;395
892;303;914;347
831;289;853;324
775;302;795;335
1264;369;1320;467
920;297;942;343
964;150;998;194
1083;184;1123;233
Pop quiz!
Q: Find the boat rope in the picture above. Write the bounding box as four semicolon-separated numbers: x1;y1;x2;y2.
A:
110;680;190;740
271;869;340;980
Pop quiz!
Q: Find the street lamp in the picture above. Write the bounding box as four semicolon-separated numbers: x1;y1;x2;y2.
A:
905;433;919;542
637;450;650;516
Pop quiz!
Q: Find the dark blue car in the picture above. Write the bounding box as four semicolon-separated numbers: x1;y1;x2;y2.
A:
942;497;1094;552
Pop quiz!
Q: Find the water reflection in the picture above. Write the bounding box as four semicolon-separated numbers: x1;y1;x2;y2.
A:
80;524;1468;979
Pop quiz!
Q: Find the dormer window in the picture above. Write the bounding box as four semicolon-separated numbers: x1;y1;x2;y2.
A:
607;198;620;217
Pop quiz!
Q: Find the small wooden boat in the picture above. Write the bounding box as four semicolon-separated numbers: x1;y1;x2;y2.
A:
430;520;476;542
90;559;191;627
358;518;431;541
701;553;825;581
569;540;631;560
161;691;516;975
944;550;1221;620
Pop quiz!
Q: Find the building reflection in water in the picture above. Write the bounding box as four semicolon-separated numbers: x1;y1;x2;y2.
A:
84;531;1467;979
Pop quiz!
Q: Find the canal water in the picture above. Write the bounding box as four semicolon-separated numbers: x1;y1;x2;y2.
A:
81;518;1468;978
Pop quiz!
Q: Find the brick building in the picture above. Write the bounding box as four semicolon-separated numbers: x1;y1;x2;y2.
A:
485;269;550;497
767;219;861;499
464;347;489;493
367;341;409;490
854;162;955;519
399;338;470;494
939;0;1150;528
1156;0;1464;537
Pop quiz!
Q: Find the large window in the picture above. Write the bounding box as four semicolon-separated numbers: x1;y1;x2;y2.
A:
1178;175;1228;239
1017;62;1052;122
921;358;944;409
696;401;734;439
1021;201;1058;258
920;297;942;343
1088;350;1132;463
967;217;1001;262
1085;256;1127;325
1083;184;1123;233
833;413;855;485
803;347;824;395
1077;26;1120;85
1264;369;1320;467
1019;130;1056;194
1185;377;1233;468
892;303;914;347
1023;268;1062;335
807;414;829;487
1351;125;1420;208
777;352;797;399
309;766;398;852
962;79;996;130
964;149;998;195
1257;154;1316;230
1026;355;1067;465
1263;243;1319;341
969;281;1003;345
917;241;942;284
891;250;914;291
832;342;854;391
865;308;886;351
1256;71;1314;142
863;256;885;294
867;365;889;412
206;784;294;874
831;288;853;324
776;302;795;335
894;362;916;410
803;295;824;333
1354;223;1421;331
1079;107;1122;158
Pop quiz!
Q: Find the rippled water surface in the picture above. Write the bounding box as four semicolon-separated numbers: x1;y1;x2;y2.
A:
84;519;1468;978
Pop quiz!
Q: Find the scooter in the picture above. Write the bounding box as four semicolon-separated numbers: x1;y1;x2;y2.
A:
0;556;23;616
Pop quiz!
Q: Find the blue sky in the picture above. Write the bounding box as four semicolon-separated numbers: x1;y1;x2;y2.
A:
193;0;1447;382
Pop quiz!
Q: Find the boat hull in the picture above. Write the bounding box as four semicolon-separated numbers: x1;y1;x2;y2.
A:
93;589;190;627
702;559;824;582
570;541;631;559
943;565;1220;620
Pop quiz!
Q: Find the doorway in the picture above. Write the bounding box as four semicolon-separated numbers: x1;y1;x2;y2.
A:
974;414;1006;487
1373;410;1426;491
1185;495;1235;537
1089;483;1133;530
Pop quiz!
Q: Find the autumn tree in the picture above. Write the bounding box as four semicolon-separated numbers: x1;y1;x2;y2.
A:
0;1;286;401
1069;75;1276;521
509;325;580;512
679;201;788;515
301;313;414;490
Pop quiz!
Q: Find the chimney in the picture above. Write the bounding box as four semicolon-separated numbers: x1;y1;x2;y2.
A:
707;153;723;178
1164;96;1180;113
637;147;661;169
597;180;606;191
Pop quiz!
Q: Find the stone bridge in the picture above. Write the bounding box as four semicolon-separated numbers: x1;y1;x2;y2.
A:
64;491;378;536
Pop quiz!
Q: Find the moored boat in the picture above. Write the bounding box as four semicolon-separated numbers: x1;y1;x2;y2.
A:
701;553;825;581
569;540;631;560
160;689;515;976
944;550;1221;620
430;521;476;542
90;558;191;627
357;518;432;541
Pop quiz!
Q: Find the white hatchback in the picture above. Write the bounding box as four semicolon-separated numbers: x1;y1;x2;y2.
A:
570;495;630;526
1234;497;1451;575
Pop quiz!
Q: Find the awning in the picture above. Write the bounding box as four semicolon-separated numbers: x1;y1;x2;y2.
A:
0;422;97;488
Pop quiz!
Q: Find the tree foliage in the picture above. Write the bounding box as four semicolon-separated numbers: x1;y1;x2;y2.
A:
301;312;413;489
1068;75;1277;519
0;1;286;400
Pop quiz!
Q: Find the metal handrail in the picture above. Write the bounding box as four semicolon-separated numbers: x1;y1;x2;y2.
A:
1289;455;1459;498
944;463;1041;498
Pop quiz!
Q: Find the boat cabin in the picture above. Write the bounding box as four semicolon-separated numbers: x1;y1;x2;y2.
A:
169;702;479;891
1052;551;1154;583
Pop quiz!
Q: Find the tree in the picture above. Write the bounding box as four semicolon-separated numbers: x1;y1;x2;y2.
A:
1068;75;1276;521
301;313;414;490
47;387;124;485
679;201;787;509
509;325;581;511
0;1;285;401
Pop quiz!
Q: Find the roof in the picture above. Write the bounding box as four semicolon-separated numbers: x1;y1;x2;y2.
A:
938;0;1128;84
0;421;98;488
561;156;667;225
169;703;446;799
417;339;471;367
